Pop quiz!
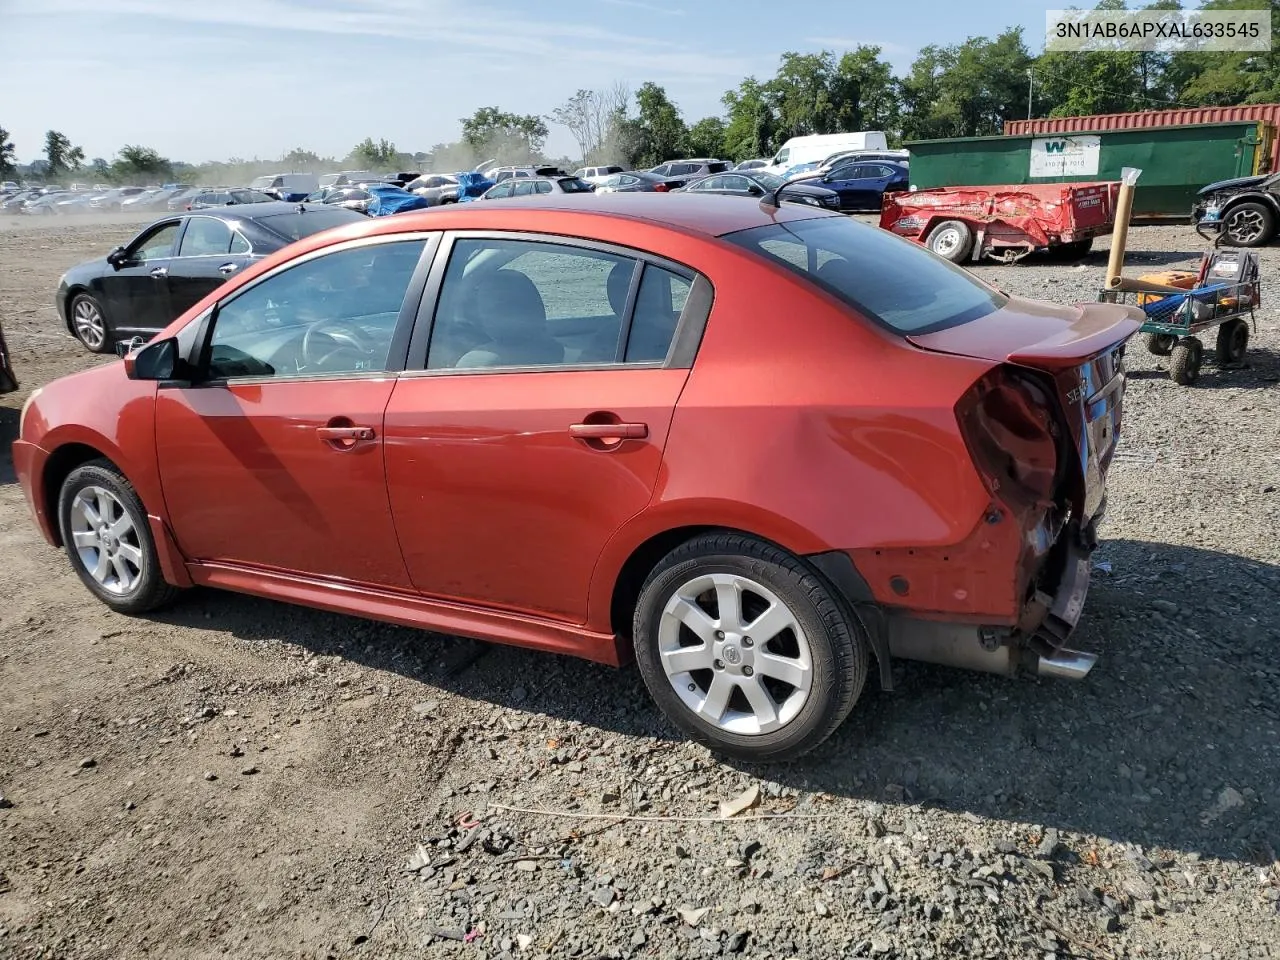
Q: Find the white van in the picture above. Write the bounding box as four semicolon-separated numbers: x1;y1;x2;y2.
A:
248;172;320;200
763;132;889;175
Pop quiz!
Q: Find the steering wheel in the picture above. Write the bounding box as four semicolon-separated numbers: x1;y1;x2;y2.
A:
301;318;373;370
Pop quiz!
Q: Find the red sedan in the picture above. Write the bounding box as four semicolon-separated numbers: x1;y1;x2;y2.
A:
13;194;1139;761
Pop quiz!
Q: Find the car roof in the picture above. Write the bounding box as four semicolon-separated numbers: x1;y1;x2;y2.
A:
179;200;343;221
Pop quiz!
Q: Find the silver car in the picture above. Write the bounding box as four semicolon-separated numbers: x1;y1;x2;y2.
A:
406;174;461;206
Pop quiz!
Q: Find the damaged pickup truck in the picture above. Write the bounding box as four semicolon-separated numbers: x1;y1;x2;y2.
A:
1192;172;1280;246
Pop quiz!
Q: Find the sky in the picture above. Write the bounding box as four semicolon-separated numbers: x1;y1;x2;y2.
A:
0;0;1054;166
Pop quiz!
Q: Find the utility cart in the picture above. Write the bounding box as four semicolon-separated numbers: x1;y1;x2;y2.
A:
1098;247;1260;385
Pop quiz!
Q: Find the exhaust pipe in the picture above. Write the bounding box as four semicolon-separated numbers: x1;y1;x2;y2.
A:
1035;648;1097;681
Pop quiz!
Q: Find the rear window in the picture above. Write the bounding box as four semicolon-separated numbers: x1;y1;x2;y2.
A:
723;217;1007;335
254;208;365;242
708;162;731;173
557;178;594;193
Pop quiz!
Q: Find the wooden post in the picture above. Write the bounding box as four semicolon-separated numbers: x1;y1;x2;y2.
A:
1105;167;1143;290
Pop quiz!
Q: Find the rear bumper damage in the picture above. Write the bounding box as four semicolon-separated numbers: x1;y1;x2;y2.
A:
885;503;1104;681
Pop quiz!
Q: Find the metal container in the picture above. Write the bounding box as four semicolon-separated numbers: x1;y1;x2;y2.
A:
1005;106;1280;173
906;122;1265;218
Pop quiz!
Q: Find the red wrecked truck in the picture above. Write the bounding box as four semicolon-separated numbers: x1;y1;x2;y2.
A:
879;181;1122;264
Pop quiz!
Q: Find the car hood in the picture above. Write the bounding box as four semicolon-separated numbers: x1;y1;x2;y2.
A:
1197;174;1269;196
59;254;112;291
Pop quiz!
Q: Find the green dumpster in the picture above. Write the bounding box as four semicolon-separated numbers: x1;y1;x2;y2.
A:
905;122;1266;218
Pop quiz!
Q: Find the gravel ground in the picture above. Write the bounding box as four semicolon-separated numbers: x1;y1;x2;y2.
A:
1;215;1278;960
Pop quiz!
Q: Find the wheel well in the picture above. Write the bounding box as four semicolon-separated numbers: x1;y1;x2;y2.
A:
1222;193;1280;216
63;285;89;330
609;525;719;641
41;444;111;546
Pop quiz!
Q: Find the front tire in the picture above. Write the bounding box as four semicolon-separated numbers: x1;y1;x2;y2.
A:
1170;337;1203;386
926;220;974;263
1223;201;1275;247
58;460;181;614
633;533;868;762
69;293;112;353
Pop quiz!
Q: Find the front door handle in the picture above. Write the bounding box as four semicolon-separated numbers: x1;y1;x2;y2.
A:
149;266;168;279
317;425;375;442
569;422;648;440
219;262;239;275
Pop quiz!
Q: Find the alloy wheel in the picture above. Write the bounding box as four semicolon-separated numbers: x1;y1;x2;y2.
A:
72;298;106;350
657;572;813;735
1226;208;1266;244
69;485;143;595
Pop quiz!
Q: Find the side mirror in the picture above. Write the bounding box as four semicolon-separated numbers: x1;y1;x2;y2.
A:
123;336;178;381
106;245;128;268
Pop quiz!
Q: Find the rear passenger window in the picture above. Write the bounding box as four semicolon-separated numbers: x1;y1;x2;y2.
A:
626;266;690;363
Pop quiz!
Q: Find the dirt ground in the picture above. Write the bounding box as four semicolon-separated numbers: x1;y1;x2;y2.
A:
1;213;1278;960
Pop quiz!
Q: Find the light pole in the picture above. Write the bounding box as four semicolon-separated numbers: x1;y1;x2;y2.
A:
1027;68;1034;120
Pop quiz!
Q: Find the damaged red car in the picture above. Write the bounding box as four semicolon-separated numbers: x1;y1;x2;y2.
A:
13;194;1139;761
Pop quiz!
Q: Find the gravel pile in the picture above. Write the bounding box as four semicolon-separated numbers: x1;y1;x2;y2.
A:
0;221;1277;959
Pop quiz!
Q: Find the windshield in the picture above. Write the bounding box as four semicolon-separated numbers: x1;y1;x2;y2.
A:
752;172;785;190
255;208;365;242
557;178;594;193
249;176;275;190
723;217;1007;335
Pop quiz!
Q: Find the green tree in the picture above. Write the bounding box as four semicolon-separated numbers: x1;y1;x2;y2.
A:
349;137;398;170
900;28;1032;140
43;130;85;176
282;147;322;168
766;51;840;138
0;127;16;179
632;82;686;168
90;157;110;179
460;107;549;164
1166;0;1280;105
683;117;727;158
832;46;899;136
722;78;777;161
111;145;171;184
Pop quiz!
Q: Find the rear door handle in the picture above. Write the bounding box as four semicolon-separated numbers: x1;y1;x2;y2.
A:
317;425;375;441
219;262;239;275
149;266;168;278
569;422;648;440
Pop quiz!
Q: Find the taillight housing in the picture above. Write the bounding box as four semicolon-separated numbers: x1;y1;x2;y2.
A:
956;367;1061;508
653;182;670;192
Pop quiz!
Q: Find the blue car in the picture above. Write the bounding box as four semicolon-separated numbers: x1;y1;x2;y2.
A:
455;171;496;202
791;160;910;212
365;184;431;216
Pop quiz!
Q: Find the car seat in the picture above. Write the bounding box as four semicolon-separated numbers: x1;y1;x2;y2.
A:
454;270;565;368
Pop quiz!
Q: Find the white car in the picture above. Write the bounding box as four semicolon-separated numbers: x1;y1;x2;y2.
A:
573;164;625;184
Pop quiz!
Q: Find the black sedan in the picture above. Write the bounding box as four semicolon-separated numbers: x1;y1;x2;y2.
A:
56;202;368;353
681;170;841;210
593;171;680;193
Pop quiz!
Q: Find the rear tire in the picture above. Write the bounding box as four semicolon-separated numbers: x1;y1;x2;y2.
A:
1222;201;1275;247
632;533;868;762
1215;318;1249;365
1055;238;1094;259
1170;337;1203;386
926;220;974;263
57;460;182;614
1144;332;1176;356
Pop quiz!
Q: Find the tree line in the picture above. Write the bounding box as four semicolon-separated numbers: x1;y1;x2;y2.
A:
4;0;1279;183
